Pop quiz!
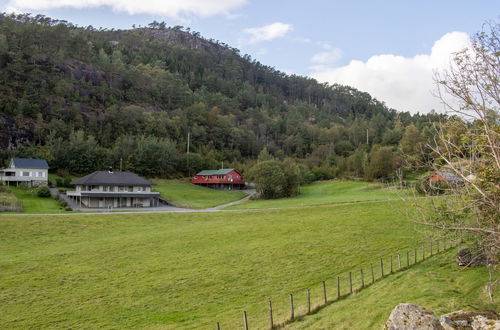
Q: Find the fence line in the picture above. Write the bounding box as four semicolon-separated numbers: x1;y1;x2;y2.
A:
215;238;460;329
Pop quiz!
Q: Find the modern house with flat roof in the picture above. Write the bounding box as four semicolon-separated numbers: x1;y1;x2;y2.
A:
67;170;160;208
0;158;49;187
191;168;245;189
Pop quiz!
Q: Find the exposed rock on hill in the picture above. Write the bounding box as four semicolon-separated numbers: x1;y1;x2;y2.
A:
385;303;499;330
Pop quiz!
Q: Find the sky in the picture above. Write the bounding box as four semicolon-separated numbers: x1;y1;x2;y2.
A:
1;0;498;114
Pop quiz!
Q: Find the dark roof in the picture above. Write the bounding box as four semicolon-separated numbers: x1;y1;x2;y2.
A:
71;171;155;186
10;158;49;169
196;168;237;175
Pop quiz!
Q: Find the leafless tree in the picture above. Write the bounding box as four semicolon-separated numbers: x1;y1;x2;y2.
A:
406;22;499;302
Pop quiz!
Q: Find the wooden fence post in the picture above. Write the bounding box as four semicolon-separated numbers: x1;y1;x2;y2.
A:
360;268;365;288
398;254;401;270
323;280;327;304
268;300;273;329
243;311;248;330
430;240;433;256
307;289;311;314
437;240;440;253
422;244;425;260
347;272;351;293
406;251;410;267
370;264;374;283
390;255;393;273
416;247;418;263
337;276;341;298
290;294;294;321
216;322;220;330
380;258;384;277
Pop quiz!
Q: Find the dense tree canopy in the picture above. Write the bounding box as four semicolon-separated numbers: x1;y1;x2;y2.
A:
0;13;446;179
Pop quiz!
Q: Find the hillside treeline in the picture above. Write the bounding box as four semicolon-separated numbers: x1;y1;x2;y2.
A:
0;13;445;180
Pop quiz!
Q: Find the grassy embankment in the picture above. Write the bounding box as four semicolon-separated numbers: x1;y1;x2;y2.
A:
226;180;413;210
153;179;246;208
285;248;498;329
0;199;495;329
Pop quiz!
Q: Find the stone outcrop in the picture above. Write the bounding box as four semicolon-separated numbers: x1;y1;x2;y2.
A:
385;303;499;330
385;303;443;329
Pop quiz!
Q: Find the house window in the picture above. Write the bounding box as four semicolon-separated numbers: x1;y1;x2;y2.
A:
22;171;30;177
128;186;133;192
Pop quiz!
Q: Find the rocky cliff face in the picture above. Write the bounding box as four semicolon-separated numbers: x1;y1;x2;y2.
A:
0;116;33;150
146;28;235;55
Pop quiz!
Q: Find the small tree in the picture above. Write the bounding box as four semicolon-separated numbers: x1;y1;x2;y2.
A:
37;186;51;198
408;22;499;301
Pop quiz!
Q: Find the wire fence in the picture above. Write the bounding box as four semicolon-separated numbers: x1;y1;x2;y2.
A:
214;238;460;329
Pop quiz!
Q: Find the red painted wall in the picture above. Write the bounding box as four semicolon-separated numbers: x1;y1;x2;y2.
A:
191;169;245;185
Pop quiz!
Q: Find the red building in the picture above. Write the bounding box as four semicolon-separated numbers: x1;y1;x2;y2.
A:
191;168;245;189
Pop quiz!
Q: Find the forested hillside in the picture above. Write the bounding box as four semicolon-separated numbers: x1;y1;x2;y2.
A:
0;13;444;179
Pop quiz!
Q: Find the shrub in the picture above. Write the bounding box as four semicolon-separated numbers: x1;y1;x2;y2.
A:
36;186;51;198
57;199;68;207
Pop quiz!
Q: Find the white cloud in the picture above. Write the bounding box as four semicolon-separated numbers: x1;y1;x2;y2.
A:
310;48;342;70
4;0;247;20
243;22;292;44
310;32;472;114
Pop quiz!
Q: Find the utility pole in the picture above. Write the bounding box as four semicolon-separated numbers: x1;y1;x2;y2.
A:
366;128;369;145
187;132;190;177
120;157;123;171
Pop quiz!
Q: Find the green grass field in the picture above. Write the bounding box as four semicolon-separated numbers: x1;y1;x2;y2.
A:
6;186;67;213
0;199;494;329
152;179;246;208
226;181;411;210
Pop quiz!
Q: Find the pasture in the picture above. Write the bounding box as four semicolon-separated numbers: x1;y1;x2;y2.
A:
0;199;494;329
226;181;412;209
152;179;246;208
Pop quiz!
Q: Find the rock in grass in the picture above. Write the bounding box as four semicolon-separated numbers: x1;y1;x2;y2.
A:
439;310;499;329
385;303;443;329
385;303;499;330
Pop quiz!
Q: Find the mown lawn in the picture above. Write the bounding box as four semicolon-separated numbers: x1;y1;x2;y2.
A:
152;179;246;208
226;180;412;210
6;186;67;213
0;200;493;329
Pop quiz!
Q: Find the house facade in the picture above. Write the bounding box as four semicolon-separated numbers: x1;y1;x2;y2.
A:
191;168;245;189
0;158;49;187
67;170;160;208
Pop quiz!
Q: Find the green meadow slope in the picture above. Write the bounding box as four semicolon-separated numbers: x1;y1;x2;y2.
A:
153;179;246;208
0;199;494;329
226;181;411;210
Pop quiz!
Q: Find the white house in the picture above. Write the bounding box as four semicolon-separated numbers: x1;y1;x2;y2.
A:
66;170;160;208
0;158;49;187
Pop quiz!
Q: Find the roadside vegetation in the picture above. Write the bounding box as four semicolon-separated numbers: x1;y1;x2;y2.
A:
153;179;246;208
226;181;412;210
0;185;20;211
1;200;493;329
